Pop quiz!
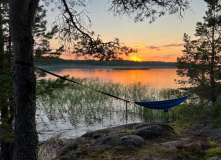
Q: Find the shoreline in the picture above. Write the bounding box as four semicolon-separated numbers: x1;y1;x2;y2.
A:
36;64;178;70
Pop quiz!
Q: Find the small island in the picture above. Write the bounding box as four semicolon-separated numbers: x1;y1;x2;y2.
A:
112;68;150;70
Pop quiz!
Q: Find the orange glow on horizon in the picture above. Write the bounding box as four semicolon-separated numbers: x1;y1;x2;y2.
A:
57;43;184;62
130;56;142;62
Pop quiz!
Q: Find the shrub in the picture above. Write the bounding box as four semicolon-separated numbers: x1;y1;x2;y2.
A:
177;103;215;124
205;148;221;158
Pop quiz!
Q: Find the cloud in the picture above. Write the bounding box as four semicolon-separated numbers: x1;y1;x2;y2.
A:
162;55;175;59
145;46;161;50
149;54;175;60
162;43;184;48
150;56;160;58
145;43;184;50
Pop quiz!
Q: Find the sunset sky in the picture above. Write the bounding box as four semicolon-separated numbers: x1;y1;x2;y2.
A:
46;0;208;62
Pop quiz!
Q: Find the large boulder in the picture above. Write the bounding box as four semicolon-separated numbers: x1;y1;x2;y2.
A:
82;122;174;140
55;122;174;159
82;122;174;147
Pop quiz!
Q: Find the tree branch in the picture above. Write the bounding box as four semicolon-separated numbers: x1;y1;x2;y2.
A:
107;0;190;23
56;0;135;61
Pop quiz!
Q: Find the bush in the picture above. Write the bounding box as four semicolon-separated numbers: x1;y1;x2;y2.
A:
177;103;215;124
205;148;221;158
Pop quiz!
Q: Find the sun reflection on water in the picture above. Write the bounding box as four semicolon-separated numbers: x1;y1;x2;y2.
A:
45;68;180;89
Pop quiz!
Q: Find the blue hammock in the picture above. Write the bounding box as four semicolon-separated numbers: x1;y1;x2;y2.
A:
135;96;188;112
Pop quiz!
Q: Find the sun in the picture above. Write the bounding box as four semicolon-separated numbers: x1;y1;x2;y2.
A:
130;56;142;62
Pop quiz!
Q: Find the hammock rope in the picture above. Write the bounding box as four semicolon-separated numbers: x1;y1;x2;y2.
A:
15;61;188;112
36;67;188;112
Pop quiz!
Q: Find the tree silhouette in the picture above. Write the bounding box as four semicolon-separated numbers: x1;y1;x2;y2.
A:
177;0;221;104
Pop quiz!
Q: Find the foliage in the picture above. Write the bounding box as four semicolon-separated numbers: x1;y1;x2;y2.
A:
172;95;221;124
41;0;190;61
37;76;71;97
212;99;221;123
177;1;221;103
108;0;190;23
209;141;217;147
176;103;216;124
205;148;221;158
34;5;64;66
48;0;135;61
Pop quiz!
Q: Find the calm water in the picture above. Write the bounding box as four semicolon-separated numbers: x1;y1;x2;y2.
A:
37;68;183;141
45;68;181;89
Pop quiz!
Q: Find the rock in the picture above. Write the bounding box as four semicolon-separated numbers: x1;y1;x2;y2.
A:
197;123;221;141
94;134;145;147
94;133;126;146
114;135;146;147
81;122;174;148
55;137;91;159
161;140;182;150
208;129;221;141
199;123;214;133
82;122;174;141
54;122;175;159
41;122;219;160
161;137;192;150
81;123;133;139
135;123;174;140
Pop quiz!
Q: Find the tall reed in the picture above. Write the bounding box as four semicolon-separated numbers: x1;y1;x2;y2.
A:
37;77;183;136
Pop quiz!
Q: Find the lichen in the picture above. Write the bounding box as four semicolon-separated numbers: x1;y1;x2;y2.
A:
209;141;217;148
205;148;221;158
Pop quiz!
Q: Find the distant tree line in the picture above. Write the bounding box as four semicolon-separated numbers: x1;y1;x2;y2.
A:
38;58;177;68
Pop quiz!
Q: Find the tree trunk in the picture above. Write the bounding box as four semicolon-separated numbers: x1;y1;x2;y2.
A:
10;0;39;159
1;142;14;160
210;13;217;104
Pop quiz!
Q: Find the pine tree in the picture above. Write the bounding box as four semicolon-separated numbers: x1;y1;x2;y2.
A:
177;0;221;104
34;5;63;65
0;4;62;159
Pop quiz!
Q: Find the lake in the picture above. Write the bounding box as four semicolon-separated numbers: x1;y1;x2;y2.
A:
37;68;184;141
45;68;181;89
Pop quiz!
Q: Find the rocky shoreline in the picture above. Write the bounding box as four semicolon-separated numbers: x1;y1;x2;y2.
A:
38;122;221;160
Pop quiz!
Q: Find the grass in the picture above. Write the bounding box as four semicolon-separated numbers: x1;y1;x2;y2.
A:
38;76;221;128
38;133;64;160
37;77;186;131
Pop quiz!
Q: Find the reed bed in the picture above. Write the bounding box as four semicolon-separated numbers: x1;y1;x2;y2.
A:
37;77;184;132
